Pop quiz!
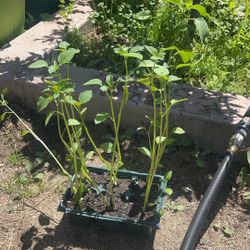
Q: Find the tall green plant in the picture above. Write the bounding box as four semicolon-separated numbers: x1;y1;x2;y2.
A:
28;41;107;205
81;45;143;208
133;46;187;211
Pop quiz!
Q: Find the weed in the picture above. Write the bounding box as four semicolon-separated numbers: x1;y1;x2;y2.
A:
6;152;26;165
167;201;185;213
1;166;45;199
213;223;234;238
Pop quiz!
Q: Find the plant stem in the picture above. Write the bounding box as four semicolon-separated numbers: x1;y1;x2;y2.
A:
3;103;70;178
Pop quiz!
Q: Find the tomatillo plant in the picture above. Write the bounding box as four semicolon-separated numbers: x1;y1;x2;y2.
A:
28;41;108;206
82;45;143;208
135;46;187;212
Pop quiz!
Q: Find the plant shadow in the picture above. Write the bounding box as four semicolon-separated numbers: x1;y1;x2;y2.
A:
21;214;155;250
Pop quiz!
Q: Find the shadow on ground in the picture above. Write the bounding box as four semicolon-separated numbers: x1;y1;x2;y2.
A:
21;214;155;250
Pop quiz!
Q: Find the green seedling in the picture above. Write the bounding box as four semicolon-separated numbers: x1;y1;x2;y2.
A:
28;41;108;206
193;145;212;168
167;201;185;213
81;45;143;208
134;45;186;212
213;223;234;238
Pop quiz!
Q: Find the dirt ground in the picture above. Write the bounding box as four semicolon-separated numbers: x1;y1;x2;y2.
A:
0;104;249;250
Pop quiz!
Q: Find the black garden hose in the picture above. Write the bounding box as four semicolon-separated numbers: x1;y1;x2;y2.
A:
180;106;250;250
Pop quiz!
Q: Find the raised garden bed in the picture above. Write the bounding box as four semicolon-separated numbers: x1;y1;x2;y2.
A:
1;0;248;249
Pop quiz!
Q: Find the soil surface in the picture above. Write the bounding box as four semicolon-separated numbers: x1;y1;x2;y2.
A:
64;172;159;220
0;104;250;250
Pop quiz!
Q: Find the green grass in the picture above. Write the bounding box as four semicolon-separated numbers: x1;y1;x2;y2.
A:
1;173;45;199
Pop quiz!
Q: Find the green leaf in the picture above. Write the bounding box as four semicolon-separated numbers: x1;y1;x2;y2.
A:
33;157;43;167
243;192;250;200
137;126;146;131
58;41;70;49
65;95;77;105
114;46;129;56
169;75;182;82
168;201;185;213
57;48;80;64
68;119;80;126
45;111;55;126
71;142;78;152
172;127;185;134
94;112;110;124
80;107;87;116
213;223;221;231
48;64;59;74
174;204;185;212
100;85;108;92
176;63;191;69
162;45;179;52
165;187;173;196
106;74;113;86
94;184;106;195
86;151;95;160
154;66;169;76
126;52;143;60
29;60;48;69
179;50;193;63
145;45;158;55
21;130;30;137
1;88;7;97
155;136;167;144
164;170;173;181
247;150;250;164
138;147;151;158
170;98;188;106
37;96;52;112
79;90;93;104
229;0;236;9
190;5;209;17
134;10;151;20
33;172;44;181
25;161;33;174
137;77;151;87
184;0;193;7
139;60;156;68
194;17;209;42
0;112;8;121
159;208;165;217
83;79;102;86
222;227;234;237
100;142;113;154
195;158;205;168
129;46;144;53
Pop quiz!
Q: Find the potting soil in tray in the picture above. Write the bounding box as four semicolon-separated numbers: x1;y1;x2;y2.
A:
63;171;163;221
